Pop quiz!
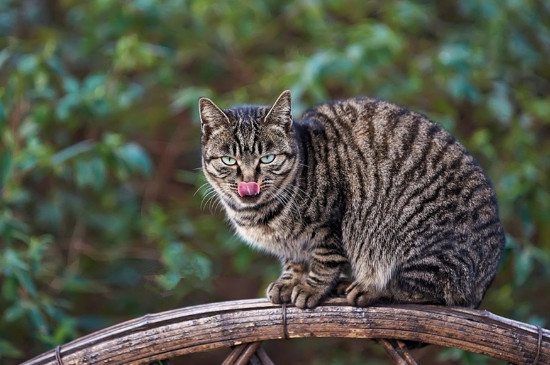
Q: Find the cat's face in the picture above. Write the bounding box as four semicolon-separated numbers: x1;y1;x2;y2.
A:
199;91;299;209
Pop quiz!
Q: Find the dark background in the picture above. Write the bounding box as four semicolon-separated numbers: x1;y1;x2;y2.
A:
1;1;549;364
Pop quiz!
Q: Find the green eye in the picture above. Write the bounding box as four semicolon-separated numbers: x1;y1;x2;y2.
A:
221;156;237;166
260;154;276;164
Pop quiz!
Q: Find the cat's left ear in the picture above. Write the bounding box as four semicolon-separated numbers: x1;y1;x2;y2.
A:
265;90;292;128
198;97;231;135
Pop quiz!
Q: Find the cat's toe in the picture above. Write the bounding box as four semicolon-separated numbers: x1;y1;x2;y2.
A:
266;282;279;304
331;277;353;297
291;284;324;309
266;281;294;304
346;283;382;307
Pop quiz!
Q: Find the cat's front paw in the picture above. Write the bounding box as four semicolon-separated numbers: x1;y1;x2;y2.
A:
291;283;325;309
267;280;296;304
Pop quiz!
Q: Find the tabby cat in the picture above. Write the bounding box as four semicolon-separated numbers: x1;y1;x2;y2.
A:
199;90;504;310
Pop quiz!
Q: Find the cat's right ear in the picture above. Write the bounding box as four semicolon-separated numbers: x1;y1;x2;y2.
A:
198;97;230;134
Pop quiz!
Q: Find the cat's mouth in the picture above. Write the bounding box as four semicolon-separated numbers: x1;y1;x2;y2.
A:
238;182;260;196
235;192;264;208
238;181;260;197
236;181;263;205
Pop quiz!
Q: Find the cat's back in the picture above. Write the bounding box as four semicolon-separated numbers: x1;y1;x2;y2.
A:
300;96;477;175
302;96;453;147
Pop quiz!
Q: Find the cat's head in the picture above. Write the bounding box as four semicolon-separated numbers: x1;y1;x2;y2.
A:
199;90;300;209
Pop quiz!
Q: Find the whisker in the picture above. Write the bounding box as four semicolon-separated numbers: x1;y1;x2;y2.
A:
194;182;212;197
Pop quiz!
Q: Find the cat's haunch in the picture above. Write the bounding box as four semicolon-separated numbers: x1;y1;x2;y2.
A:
199;90;504;310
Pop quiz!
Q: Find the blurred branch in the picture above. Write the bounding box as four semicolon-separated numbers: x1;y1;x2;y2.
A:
142;120;188;209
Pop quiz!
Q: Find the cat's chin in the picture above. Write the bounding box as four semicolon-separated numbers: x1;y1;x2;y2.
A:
237;194;263;206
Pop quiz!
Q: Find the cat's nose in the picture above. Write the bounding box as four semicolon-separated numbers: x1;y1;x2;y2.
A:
238;181;260;197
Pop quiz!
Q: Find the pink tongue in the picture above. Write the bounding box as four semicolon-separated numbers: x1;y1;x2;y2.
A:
238;182;260;197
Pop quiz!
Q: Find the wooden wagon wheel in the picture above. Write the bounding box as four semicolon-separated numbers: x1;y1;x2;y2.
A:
22;298;549;365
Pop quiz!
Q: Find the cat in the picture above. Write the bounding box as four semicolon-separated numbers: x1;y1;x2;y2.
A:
199;90;505;310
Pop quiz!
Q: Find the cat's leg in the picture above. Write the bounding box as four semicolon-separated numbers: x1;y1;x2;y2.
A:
267;260;306;304
385;258;474;307
291;240;348;309
347;257;463;306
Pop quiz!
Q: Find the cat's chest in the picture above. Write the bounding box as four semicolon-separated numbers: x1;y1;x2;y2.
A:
233;220;310;261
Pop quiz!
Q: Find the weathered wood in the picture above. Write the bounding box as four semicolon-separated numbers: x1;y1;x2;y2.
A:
22;298;549;365
255;346;275;365
396;340;419;365
378;339;418;365
379;339;409;365
222;342;261;365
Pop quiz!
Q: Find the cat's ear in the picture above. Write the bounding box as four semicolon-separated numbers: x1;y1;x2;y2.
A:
265;90;292;128
198;97;230;134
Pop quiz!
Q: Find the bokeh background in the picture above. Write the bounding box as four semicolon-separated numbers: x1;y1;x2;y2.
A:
1;1;549;364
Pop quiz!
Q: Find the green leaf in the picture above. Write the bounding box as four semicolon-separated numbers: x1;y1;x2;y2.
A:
89;157;107;190
51;140;95;166
171;86;212;116
514;247;534;286
62;76;80;94
28;235;53;263
117;83;144;108
488;82;513;124
1;276;17;301
390;1;430;31
192;254;211;280
447;74;480;102
53;317;77;344
17;54;39;74
117;142;153;176
15;271;38;297
28;304;48;334
0;49;11;69
3;304;25;322
526;98;550;121
156;272;181;291
82;74;107;94
0;99;6;128
438;43;471;68
55;93;81;120
0;149;13;187
158;242;211;286
75;157;106;190
161;242;186;271
2;249;28;273
101;135;123;153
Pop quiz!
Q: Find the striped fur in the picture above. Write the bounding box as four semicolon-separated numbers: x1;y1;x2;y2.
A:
199;90;505;309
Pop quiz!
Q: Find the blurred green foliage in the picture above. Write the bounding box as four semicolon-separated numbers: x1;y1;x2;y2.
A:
1;0;549;363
